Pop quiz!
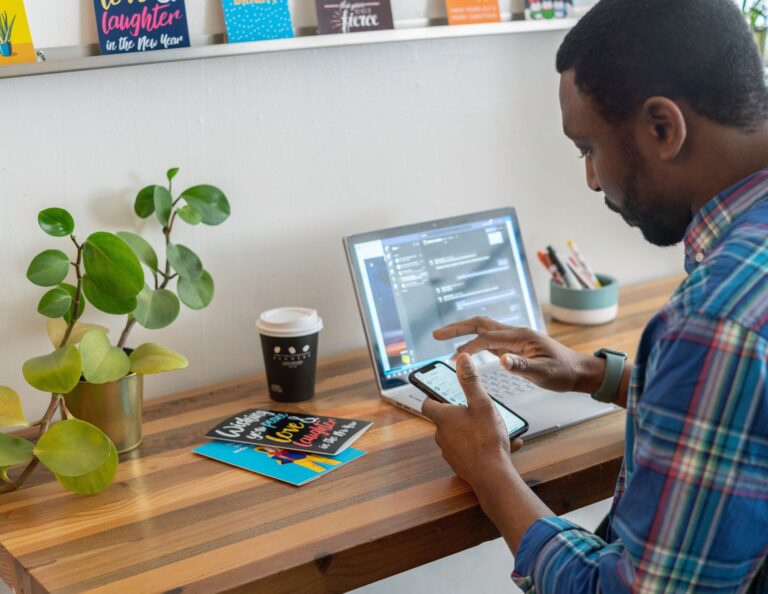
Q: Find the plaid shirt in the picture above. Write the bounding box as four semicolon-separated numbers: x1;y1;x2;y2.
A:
513;169;768;593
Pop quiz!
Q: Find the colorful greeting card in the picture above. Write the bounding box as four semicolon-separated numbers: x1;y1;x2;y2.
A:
92;0;191;55
194;441;366;486
445;0;501;25
0;0;36;65
315;0;394;35
204;409;372;456
221;0;294;43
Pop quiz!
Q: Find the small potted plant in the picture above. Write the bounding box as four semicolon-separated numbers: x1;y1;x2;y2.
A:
744;0;768;59
0;168;230;495
0;11;16;57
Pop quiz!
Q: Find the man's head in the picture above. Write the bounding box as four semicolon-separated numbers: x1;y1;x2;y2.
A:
557;0;768;246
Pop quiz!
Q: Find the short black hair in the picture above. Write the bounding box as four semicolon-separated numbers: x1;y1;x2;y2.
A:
557;0;768;129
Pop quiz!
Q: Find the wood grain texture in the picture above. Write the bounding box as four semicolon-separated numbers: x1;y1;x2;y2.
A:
0;276;683;594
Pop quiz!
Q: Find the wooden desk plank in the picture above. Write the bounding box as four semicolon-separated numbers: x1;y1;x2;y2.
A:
0;276;682;594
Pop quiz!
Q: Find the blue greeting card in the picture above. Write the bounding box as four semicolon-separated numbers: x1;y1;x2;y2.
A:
194;441;366;486
92;0;191;55
221;0;294;43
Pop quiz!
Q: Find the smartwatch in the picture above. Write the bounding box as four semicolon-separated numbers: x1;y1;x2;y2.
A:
592;348;628;404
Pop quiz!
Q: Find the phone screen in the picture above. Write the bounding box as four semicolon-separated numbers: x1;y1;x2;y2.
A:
412;362;527;437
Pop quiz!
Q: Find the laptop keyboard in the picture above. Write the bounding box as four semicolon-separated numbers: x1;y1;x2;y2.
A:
481;368;537;401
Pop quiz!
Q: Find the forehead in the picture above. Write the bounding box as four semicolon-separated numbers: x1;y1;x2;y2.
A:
558;70;605;138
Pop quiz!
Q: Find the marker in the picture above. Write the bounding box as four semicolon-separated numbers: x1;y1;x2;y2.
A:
567;257;594;289
538;251;566;286
567;240;602;287
547;246;580;288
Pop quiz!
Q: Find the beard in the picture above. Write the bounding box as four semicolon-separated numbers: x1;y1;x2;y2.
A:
604;142;693;247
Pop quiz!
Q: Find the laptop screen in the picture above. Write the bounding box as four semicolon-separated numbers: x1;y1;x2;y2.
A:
344;208;544;390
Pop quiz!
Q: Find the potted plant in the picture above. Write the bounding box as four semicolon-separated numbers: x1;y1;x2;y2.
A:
743;0;768;59
0;11;16;57
0;168;230;494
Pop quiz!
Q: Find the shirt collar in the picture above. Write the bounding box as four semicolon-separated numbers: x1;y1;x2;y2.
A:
683;168;768;272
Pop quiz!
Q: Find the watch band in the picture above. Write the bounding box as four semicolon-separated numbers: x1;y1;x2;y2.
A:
592;348;628;404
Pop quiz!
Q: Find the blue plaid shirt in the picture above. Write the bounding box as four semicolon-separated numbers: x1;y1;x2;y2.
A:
513;169;768;593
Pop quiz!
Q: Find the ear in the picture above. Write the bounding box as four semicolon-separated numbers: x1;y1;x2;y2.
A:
638;97;687;161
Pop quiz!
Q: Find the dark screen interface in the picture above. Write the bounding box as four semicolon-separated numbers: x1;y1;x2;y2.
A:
353;216;537;382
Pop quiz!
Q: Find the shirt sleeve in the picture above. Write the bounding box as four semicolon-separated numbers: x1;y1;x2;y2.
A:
512;315;768;593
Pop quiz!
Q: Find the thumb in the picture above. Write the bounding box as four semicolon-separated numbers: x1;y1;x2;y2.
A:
455;353;492;408
501;353;542;378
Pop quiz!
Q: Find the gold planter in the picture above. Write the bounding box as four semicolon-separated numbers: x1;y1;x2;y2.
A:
64;374;143;454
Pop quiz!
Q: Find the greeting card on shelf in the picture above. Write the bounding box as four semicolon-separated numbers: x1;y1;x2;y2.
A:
221;0;294;43
445;0;501;25
315;0;394;35
92;0;191;55
0;0;36;65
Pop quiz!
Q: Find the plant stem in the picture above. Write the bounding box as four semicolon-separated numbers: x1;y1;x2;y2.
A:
60;236;84;349
0;395;62;493
117;315;137;350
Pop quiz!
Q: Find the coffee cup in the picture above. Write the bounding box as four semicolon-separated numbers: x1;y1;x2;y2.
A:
256;307;323;402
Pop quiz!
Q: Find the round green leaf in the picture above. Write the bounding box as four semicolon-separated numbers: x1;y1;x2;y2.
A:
133;286;180;330
37;287;72;318
47;319;108;349
180;185;230;226
167;167;180;182
59;283;85;324
116;231;159;272
83;232;144;300
55;437;117;495
154;186;173;226
0;433;35;467
27;250;70;287
177;205;201;226
129;343;188;375
82;275;137;315
135;185;158;218
177;270;214;310
0;387;29;427
38;208;75;237
80;330;131;385
167;244;203;281
34;419;111;477
22;346;82;394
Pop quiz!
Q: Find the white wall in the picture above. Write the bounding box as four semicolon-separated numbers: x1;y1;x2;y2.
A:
0;5;683;423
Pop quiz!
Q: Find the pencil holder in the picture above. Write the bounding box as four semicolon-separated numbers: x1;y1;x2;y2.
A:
549;275;619;325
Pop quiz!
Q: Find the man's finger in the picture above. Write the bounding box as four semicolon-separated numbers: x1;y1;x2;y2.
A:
420;396;450;422
510;438;524;454
500;353;546;381
433;316;502;341
455;353;492;408
454;329;532;357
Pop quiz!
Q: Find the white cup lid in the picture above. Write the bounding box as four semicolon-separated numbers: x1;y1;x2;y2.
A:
256;307;323;338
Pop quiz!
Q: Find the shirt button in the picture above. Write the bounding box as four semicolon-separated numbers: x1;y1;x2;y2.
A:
695;252;704;263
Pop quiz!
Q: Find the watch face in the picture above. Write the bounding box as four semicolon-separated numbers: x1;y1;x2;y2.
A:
595;348;628;359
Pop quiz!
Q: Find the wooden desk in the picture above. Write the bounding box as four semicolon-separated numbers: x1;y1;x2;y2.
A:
0;276;681;594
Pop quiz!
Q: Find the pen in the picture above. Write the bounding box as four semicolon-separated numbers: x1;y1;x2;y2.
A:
567;240;602;287
547;246;580;288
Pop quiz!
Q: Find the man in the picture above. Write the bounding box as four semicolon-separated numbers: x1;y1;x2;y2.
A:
421;0;768;591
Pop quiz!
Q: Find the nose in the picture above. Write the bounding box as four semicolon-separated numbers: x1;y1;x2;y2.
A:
585;159;601;192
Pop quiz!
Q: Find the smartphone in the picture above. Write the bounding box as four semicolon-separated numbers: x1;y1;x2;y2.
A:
409;361;528;439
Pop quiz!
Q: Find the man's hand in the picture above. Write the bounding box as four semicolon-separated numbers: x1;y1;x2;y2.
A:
434;316;606;394
421;353;523;489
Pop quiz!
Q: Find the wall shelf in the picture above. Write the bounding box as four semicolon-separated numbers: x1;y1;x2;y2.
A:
0;15;581;80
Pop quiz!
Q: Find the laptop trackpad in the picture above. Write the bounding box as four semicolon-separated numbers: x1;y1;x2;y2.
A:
497;391;616;439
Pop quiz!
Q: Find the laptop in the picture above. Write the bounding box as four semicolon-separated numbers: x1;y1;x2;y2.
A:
343;208;617;438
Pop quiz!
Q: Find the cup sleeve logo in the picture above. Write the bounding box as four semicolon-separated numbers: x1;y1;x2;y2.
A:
274;346;281;354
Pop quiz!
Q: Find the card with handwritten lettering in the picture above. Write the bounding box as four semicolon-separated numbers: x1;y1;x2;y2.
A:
92;0;191;55
445;0;500;25
194;441;366;486
221;0;294;43
0;0;36;65
315;0;394;35
203;409;373;456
